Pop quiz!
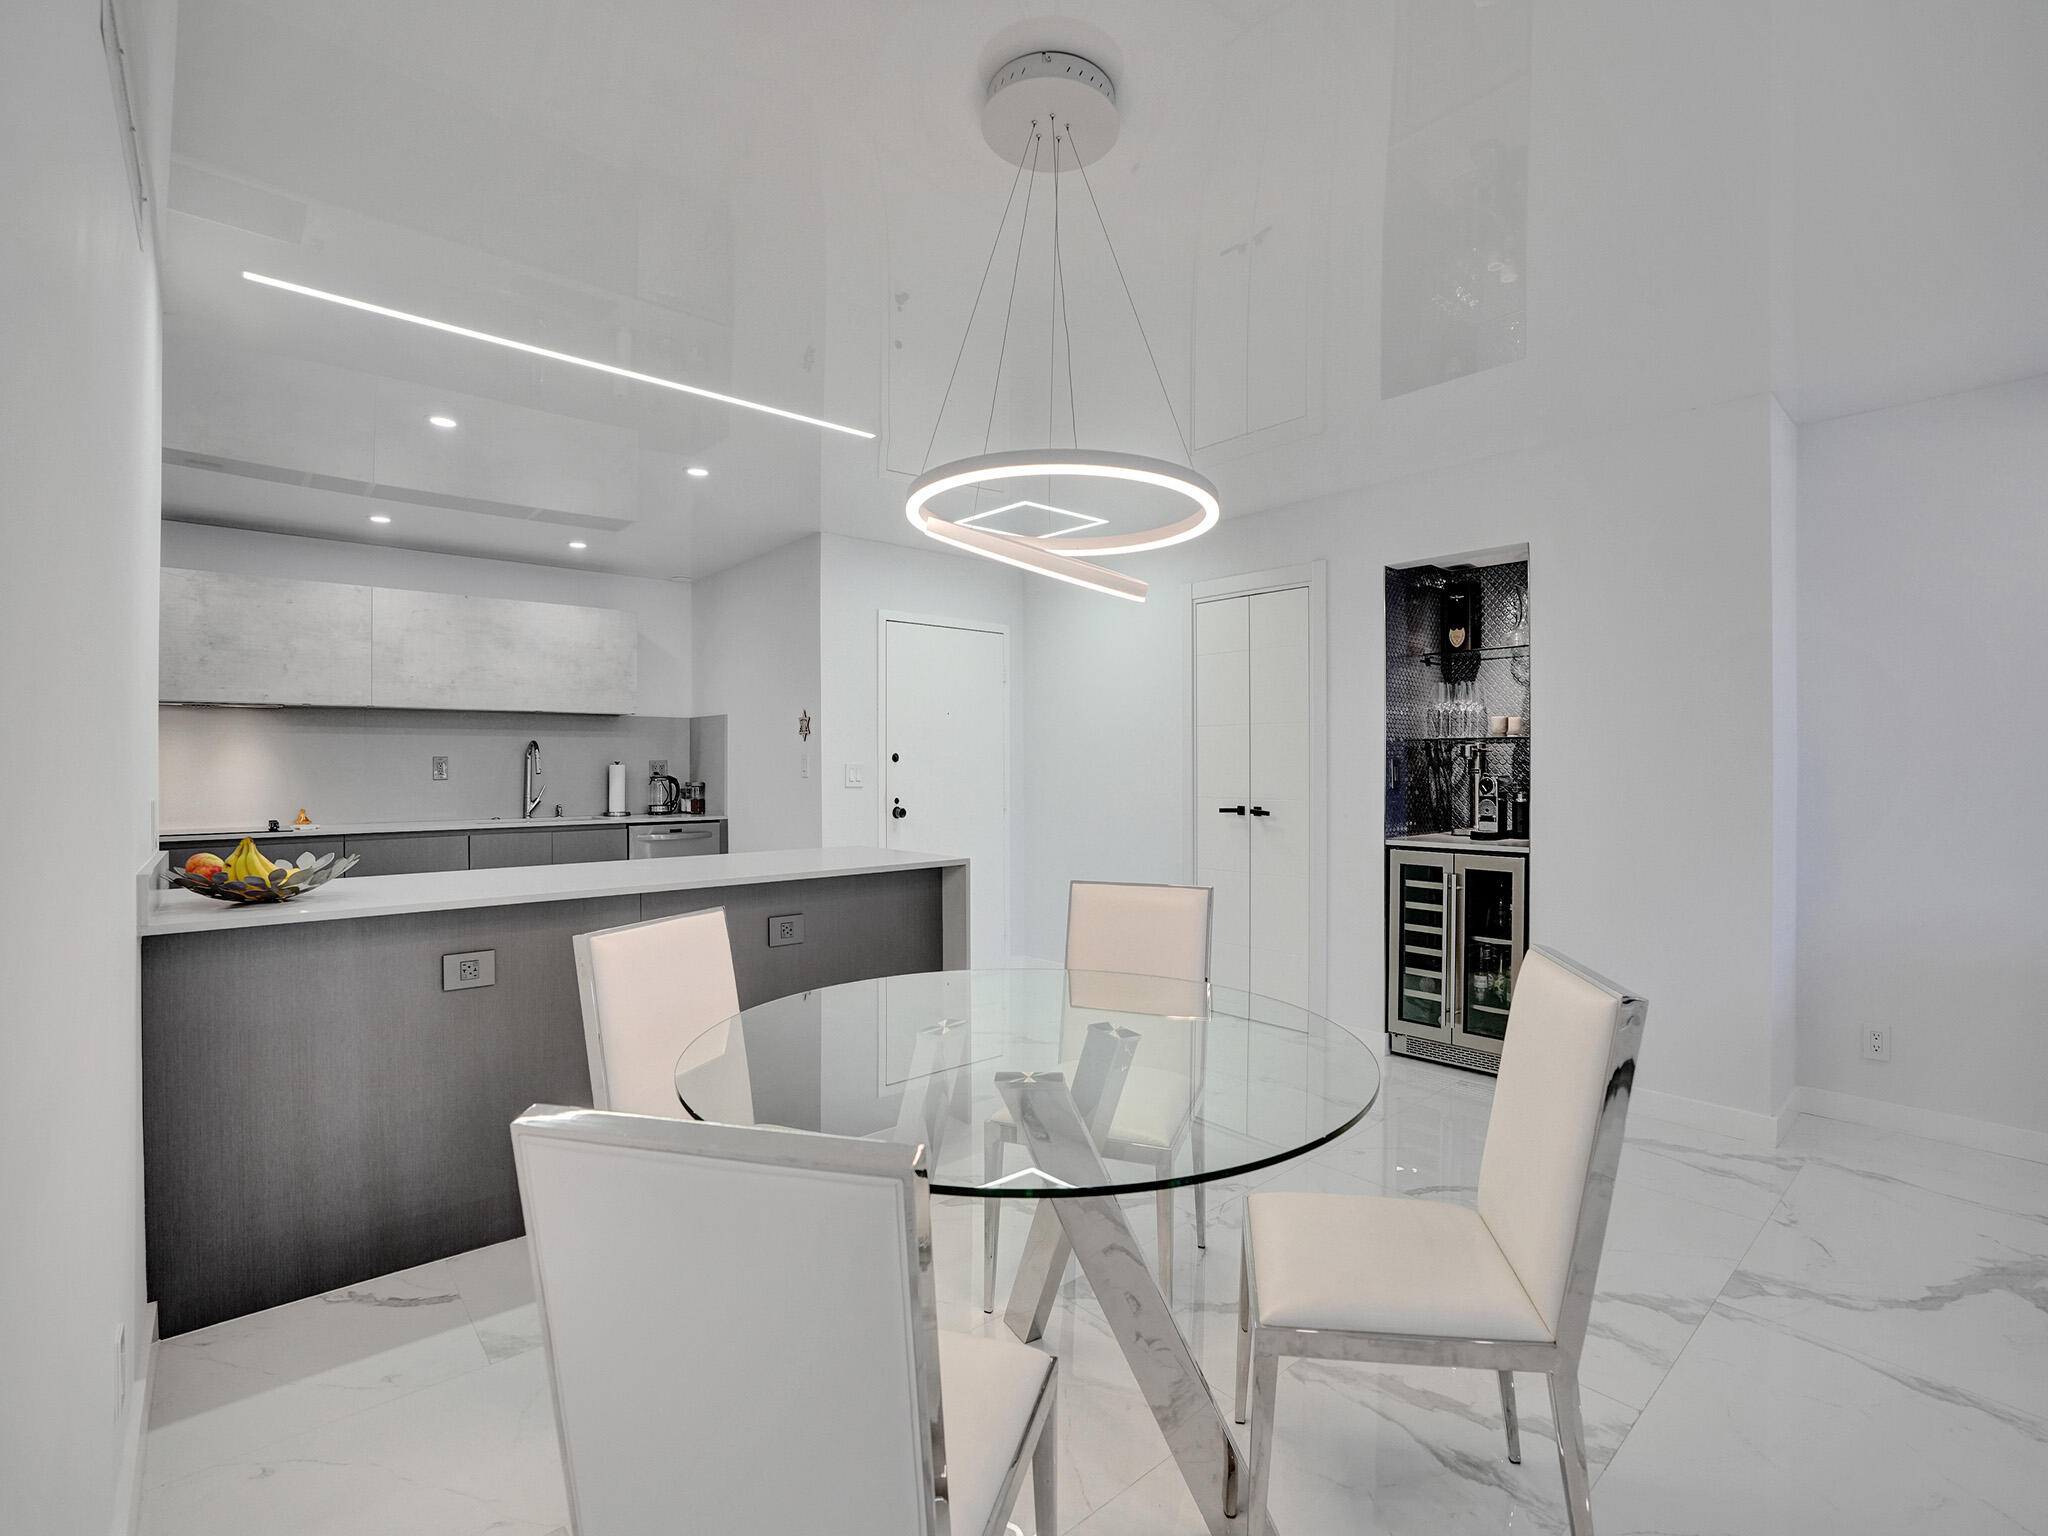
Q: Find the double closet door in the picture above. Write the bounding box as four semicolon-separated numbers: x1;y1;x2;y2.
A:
1195;586;1311;1012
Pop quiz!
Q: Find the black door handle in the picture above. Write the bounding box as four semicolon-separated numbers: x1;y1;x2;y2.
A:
1249;806;1272;817
1217;805;1246;816
891;805;907;819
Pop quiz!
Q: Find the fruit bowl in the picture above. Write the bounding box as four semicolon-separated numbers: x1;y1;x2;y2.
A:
165;846;360;904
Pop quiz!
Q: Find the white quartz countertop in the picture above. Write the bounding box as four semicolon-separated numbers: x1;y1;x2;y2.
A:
160;813;723;841
140;847;965;937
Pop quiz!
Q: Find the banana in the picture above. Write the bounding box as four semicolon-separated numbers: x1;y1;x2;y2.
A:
226;837;277;883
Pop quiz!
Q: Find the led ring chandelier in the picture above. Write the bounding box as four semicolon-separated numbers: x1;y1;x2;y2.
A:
908;51;1218;602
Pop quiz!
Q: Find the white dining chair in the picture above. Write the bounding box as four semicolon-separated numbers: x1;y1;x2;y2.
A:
1234;946;1647;1536
573;907;747;1120
512;1105;1058;1536
984;880;1213;1310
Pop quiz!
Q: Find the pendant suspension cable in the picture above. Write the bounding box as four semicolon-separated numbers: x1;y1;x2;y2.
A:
982;123;1043;459
1054;123;1079;450
1069;128;1191;461
921;125;1036;474
1046;126;1059;456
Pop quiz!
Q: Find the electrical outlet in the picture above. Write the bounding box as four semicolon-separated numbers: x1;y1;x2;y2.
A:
432;755;449;781
442;950;496;991
1862;1027;1889;1062
768;913;804;947
649;759;668;778
844;763;864;788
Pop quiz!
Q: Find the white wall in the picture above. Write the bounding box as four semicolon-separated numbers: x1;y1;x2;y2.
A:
0;0;170;1527
1796;375;2048;1140
1019;396;1790;1126
692;536;822;852
159;522;695;716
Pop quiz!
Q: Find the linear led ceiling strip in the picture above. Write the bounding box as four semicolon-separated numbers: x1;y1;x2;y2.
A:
241;272;874;440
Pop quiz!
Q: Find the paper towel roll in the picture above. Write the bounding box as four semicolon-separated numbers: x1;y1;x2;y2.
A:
606;760;626;816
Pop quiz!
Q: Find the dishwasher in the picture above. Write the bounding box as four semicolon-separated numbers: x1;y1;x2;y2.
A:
630;823;723;858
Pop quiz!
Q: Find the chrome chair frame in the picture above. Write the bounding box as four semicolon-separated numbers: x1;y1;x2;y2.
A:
1232;947;1647;1536
512;1106;1058;1536
984;880;1213;1311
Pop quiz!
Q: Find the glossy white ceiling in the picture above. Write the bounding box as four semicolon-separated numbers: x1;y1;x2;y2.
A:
159;0;2048;579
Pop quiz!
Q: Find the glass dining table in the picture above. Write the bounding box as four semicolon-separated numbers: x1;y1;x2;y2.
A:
674;967;1381;1535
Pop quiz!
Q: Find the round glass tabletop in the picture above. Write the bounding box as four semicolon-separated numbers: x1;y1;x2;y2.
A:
674;968;1381;1199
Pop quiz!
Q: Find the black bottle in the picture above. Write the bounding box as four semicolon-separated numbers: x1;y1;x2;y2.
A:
1439;576;1482;657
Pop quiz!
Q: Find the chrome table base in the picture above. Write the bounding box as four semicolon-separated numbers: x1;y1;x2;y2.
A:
994;1067;1257;1536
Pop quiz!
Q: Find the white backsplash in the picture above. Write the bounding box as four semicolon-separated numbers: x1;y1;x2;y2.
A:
159;706;722;830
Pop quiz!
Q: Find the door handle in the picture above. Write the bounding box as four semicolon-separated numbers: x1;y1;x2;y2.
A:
1217;805;1246;816
892;805;908;819
1248;805;1271;817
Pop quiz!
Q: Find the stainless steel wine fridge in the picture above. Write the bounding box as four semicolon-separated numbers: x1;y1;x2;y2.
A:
1385;847;1529;1072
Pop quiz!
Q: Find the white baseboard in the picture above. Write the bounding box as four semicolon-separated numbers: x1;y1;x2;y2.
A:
1788;1086;2048;1166
1631;1087;1784;1145
110;1302;156;1536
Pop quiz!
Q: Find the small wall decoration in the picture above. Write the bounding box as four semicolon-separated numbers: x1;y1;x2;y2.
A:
798;711;811;741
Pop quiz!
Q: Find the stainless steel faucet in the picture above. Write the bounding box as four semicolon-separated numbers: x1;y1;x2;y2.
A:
523;740;543;819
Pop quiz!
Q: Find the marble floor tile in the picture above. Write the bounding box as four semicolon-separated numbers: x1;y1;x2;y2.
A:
1593;1304;2048;1536
144;1258;488;1490
1719;1158;2048;1419
1782;1113;2048;1220
142;1347;568;1536
1613;1112;1806;1223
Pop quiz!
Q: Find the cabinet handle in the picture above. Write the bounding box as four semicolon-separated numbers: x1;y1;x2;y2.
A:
1248;805;1271;817
1217;805;1247;816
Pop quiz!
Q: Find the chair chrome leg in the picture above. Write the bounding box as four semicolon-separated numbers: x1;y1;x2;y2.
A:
983;1122;1005;1313
1156;1184;1175;1307
1244;1340;1280;1536
1547;1372;1594;1536
1497;1370;1521;1464
1234;1246;1252;1426
1031;1388;1058;1535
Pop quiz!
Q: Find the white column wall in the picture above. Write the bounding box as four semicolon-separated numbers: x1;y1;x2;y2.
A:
0;0;171;1527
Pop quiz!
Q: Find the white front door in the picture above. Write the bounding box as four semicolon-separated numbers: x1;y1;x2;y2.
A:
1195;586;1311;1012
883;618;1009;965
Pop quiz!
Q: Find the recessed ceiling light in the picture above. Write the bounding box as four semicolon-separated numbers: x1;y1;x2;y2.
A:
369;514;392;524
428;415;457;429
686;465;710;478
567;541;587;550
242;272;876;440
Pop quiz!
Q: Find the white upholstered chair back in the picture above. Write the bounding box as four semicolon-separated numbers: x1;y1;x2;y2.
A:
1476;947;1633;1339
1065;881;1212;984
573;908;745;1120
512;1107;945;1536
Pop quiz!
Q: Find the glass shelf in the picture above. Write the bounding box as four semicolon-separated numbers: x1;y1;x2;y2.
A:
1406;644;1530;664
1394;734;1530;744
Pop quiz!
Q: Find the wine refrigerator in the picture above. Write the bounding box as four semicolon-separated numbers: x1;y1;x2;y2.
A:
1385;847;1529;1073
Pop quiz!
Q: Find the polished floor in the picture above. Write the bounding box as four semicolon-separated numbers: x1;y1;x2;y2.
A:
139;1056;2048;1534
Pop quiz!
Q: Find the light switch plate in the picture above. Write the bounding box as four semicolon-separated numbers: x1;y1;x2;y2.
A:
844;763;864;788
768;913;804;947
443;950;496;990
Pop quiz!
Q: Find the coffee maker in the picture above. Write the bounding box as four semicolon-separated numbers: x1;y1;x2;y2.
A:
647;771;683;815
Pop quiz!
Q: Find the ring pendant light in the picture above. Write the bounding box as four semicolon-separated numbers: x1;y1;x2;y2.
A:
909;52;1218;601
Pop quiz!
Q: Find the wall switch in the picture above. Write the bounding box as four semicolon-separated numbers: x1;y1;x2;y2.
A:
649;760;668;778
1862;1027;1889;1062
844;763;864;788
800;749;810;779
442;950;496;991
432;755;449;781
768;913;804;947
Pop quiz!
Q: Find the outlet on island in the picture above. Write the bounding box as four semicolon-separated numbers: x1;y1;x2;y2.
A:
768;914;804;948
442;950;496;991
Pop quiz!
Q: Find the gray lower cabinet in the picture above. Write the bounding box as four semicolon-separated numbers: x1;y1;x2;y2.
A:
468;829;555;869
550;826;630;864
342;832;470;875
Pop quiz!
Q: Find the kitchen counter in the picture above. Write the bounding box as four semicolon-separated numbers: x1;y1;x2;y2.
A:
140;846;963;936
160;812;723;841
1386;832;1531;852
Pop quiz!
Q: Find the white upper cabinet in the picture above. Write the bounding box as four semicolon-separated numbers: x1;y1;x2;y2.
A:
369;588;636;714
160;569;638;714
161;568;373;706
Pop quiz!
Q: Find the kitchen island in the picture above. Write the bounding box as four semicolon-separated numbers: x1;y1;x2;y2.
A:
140;848;969;1334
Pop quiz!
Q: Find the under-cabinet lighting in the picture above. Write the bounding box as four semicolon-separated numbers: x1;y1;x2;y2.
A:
686;465;710;478
368;514;391;524
567;541;587;550
428;415;458;429
242;272;876;440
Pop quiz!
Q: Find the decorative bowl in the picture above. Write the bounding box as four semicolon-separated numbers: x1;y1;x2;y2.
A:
165;850;360;904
